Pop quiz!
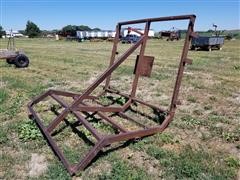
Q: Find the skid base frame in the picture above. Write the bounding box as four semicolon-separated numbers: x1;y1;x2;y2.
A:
28;14;196;175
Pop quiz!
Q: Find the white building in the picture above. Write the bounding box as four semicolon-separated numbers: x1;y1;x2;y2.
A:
76;30;116;39
5;30;24;38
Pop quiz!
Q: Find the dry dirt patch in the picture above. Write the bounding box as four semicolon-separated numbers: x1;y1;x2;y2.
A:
28;153;48;177
118;147;162;178
230;92;240;105
85;160;112;178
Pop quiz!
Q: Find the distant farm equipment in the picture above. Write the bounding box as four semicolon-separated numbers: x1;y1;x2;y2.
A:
160;27;181;41
191;24;224;51
121;27;142;44
121;34;140;44
0;31;29;68
121;28;155;38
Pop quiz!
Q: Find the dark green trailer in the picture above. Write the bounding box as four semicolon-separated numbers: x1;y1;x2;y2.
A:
191;36;224;51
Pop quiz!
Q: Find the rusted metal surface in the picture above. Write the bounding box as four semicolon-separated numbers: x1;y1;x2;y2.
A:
28;14;196;175
134;55;154;77
127;27;144;36
161;31;180;41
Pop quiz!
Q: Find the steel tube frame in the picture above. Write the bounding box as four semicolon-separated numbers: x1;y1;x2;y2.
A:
28;14;196;175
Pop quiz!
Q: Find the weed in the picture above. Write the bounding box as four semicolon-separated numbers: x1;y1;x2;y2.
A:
79;126;93;141
63;146;81;164
233;65;240;70
225;156;240;168
0;152;15;178
129;137;152;150
146;145;238;179
152;71;170;80
209;96;217;101
172;147;208;179
50;104;63;113
0;128;8;144
37;162;71;180
204;104;212;110
98;158;148;180
236;144;240;149
114;96;127;105
146;145;176;167
99;96;111;106
18;120;42;141
176;115;202;128
4;93;24;118
187;95;197;103
208;114;229;124
222;131;240;143
191;82;205;89
28;84;47;98
157;133;175;144
99;96;127;106
2;76;29;90
210;125;240;142
0;89;8;104
92;121;116;134
193;109;203;115
115;65;134;76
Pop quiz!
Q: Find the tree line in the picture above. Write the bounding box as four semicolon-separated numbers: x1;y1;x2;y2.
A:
0;21;101;38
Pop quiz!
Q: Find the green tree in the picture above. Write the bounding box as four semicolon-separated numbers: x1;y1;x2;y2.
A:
18;30;26;35
0;26;6;38
61;25;77;36
25;21;41;38
77;25;92;31
92;27;101;31
60;25;100;36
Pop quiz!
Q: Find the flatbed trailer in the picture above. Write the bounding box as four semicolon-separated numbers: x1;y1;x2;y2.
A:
191;36;224;51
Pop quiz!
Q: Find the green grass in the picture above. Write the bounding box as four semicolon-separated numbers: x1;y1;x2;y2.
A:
98;157;149;180
0;38;239;179
35;162;71;180
0;89;8;104
0;126;8;144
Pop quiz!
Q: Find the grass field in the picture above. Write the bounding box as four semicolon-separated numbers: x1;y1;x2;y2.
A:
0;38;239;179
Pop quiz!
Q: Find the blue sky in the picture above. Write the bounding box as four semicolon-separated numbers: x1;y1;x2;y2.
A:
0;0;239;31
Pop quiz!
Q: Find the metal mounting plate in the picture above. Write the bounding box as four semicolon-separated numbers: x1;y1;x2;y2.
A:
134;55;154;77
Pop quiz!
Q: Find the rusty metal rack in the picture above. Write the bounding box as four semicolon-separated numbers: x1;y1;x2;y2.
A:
28;14;196;175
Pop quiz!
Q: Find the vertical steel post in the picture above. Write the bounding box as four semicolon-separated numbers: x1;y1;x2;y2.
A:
105;24;121;89
169;16;196;112
130;21;151;98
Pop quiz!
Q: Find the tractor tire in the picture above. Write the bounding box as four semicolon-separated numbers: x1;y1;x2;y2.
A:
6;58;15;64
14;54;29;68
